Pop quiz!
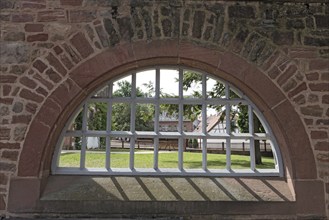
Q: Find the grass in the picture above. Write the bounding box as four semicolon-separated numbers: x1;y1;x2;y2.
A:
59;150;275;169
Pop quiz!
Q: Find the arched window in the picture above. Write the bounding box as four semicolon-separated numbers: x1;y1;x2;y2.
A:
52;67;283;176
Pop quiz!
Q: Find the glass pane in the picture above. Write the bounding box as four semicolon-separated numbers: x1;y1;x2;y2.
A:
207;77;225;99
183;104;201;133
67;108;83;131
85;136;106;168
183;70;202;98
92;84;110;98
135;138;154;168
255;139;276;169
230;87;241;99
160;69;179;97
184;138;202;169
158;138;179;168
253;111;267;133
136;69;155;97
136;104;155;131
231;104;249;134
58;136;81;167
110;136;130;168
207;138;226;169
87;102;107;131
159;104;179;132
112;103;130;131
231;139;250;169
206;105;226;134
112;75;132;97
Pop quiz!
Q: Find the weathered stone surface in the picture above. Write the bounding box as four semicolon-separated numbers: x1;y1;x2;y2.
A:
300;105;323;117
69;10;96;23
45;68;61;83
315;15;329;29
70;32;94;59
0;106;9;116
27;33;48;42
19;89;44;103
13;126;27;141
228;5;255;18
95;25;110;47
60;0;83;6
12;102;23;113
162;19;172;37
37;10;66;22
304;37;329;47
0;0;14;9
3;32;25;41
46;53;67;76
0;127;10;140
103;18;120;45
192;11;205;39
117;17;134;40
272;31;294;45
286;19;305;29
0;42;30;64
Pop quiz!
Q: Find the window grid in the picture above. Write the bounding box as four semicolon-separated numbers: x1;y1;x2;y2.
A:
53;67;283;177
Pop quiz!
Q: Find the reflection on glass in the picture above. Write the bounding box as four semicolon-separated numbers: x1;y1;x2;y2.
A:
110;137;130;168
160;69;179;97
159;104;179;132
112;103;130;131
87;102;107;131
59;136;81;167
136;70;156;97
158;138;179;168
134;138;154;168
136;104;155;131
112;75;132;97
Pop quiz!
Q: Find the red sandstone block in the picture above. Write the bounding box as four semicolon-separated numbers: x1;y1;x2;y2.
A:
323;95;329;104
0;75;17;83
315;141;329;151
311;131;328;139
33;59;47;73
22;2;46;9
36;87;48;97
46;53;67;76
60;0;83;6
12;14;34;22
19;77;37;89
2;85;11;96
277;65;297;86
0;173;8;185
53;46;63;55
267;66;281;79
26;103;38;114
309;83;329;92
37;10;66;22
33;74;54;90
289;48;318;59
45;68;62;83
0;127;10;141
70;32;94;59
2;150;19;161
288;82;307;98
59;54;74;70
309;59;329;71
19;89;44;103
0;98;13;105
24;24;44;32
306;72;319;81
0;143;20;150
27;33;48;42
12;115;32;124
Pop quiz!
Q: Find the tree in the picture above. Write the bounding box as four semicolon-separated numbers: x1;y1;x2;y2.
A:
182;71;264;164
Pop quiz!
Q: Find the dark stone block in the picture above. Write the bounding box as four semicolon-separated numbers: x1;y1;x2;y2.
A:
0;0;14;9
213;16;224;43
228;5;255;19
161;6;171;16
206;3;224;14
4;32;25;41
183;9;190;21
192;11;205;39
95;25;109;47
162;19;172;37
203;26;213;41
117;17;133;41
286;19;305;29
304;36;329;47
103;18;120;46
315;15;329;29
141;9;152;39
182;23;189;36
272;31;294;45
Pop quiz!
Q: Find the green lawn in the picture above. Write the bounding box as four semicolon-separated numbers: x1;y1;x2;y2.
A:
59;150;275;169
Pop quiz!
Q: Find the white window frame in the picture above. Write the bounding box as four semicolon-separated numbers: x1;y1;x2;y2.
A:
52;66;284;177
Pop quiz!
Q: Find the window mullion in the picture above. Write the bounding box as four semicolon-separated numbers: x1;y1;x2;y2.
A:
178;68;183;171
249;105;256;171
80;103;88;169
154;68;160;170
130;73;136;170
202;74;207;170
225;84;231;171
106;83;113;170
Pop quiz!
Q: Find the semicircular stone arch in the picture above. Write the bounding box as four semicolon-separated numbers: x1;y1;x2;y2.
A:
2;1;327;218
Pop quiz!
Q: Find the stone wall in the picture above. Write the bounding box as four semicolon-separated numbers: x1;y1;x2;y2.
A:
0;0;328;217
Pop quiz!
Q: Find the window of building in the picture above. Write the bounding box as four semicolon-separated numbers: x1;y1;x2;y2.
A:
52;67;283;176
